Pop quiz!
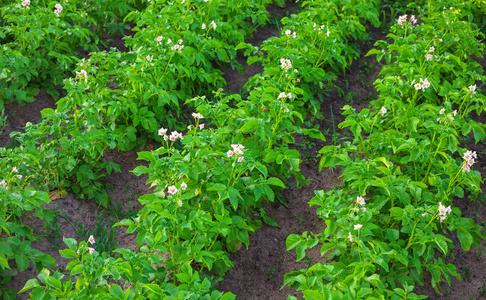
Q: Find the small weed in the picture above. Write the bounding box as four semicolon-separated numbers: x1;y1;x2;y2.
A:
460;266;472;279
481;279;486;295
358;60;375;76
268;267;275;277
44;206;62;249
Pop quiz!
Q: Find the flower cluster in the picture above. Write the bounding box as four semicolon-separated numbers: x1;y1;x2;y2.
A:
54;3;63;16
158;127;183;142
397;14;417;26
426;54;434;61
436;108;456;123
156;35;163;45
354;195;367;212
75;69;87;80
227;144;245;163
210;21;217;30
438;202;452;222
284;29;297;38
171;40;185;53
21;0;30;9
413;78;430;91
312;23;330;37
280;58;292;71
87;235;95;254
462;150;477;172
278;92;292;100
192;112;204;119
167;182;187;206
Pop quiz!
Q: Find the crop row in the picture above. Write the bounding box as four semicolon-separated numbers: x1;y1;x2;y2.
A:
285;1;486;299
4;0;386;299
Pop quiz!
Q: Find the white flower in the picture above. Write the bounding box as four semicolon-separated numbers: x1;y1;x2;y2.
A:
354;224;363;230
88;235;95;245
410;15;417;24
167;185;178;195
285;29;292;36
440;216;446;223
158;127;167;136
462;163;470;172
439;108;445;115
356;196;365;206
227;150;234;158
429;46;435;52
380;106;387;116
210;21;217;30
88;247;95;254
453;110;457;116
278;92;287;100
181;182;187;190
348;232;354;242
426;54;433;61
469;84;477;94
237;156;244;163
234;148;243;156
12;167;18;173
146;55;151;61
199;124;204;129
202;23;206;30
157;36;163;42
187;125;192;130
167;38;172;44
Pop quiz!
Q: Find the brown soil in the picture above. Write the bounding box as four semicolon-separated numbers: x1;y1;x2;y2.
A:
4;3;486;300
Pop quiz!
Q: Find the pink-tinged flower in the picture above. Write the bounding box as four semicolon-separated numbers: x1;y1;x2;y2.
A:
422;213;427;217
178;200;183;207
356;196;365;206
354;224;363;230
12;167;18;173
414;83;422;90
0;180;7;187
466;158;475;166
397;15;407;26
410;15;417;24
420;78;430;89
167;185;178;195
234;148;243;156
158;127;167;136
380;106;387;116
88;235;95;245
361;207;366;212
21;0;30;6
17;175;22;179
294;69;298;73
348;232;354;242
181;181;187;190
227;150;234;158
449;116;454;122
88;247;95;254
429;46;435;52
439;108;445;115
210;21;217;30
440;216;446;223
280;58;292;71
156;36;163;42
237;156;244;163
437;118;441;123
146;55;151;61
199;124;204;129
202;23;206;30
426;54;433;61
278;92;287;100
163;135;168;141
462;163;471;172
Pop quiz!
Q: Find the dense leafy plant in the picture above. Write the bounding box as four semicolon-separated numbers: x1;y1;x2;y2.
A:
284;2;486;298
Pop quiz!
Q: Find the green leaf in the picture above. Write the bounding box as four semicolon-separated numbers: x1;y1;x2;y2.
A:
457;228;473;251
109;284;124;299
286;234;301;251
19;278;40;293
267;177;285;188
